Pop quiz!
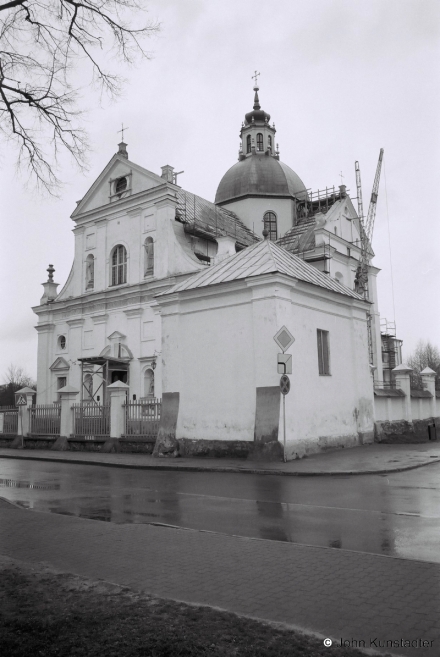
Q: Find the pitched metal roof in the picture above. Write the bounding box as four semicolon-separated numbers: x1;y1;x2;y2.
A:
158;239;365;300
175;189;259;249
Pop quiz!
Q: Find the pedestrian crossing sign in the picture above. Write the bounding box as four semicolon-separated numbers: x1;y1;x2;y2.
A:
16;395;27;406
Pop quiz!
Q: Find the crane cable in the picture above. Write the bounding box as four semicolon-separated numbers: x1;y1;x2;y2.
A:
383;157;397;329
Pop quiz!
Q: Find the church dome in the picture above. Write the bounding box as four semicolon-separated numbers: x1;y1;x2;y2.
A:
215;154;308;205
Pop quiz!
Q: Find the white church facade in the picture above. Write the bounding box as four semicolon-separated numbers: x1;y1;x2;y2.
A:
33;85;385;459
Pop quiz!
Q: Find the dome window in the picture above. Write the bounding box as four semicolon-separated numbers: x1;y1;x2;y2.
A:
246;135;251;154
264;212;277;241
256;133;264;152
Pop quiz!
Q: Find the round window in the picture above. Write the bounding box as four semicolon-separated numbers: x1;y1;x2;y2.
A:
58;335;66;350
115;177;127;194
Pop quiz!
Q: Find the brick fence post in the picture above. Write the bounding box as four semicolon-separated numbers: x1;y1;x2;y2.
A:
108;381;129;438
14;387;36;438
58;386;80;438
392;364;413;422
421;367;437;418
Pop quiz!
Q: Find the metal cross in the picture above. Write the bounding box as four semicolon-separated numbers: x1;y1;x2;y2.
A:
339;170;345;185
118;123;129;141
252;70;260;86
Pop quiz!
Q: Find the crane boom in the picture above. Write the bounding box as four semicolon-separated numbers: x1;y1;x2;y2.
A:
365;148;384;245
354;148;384;299
355;161;364;221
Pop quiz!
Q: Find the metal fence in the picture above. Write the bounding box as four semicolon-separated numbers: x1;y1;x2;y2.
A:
73;403;110;437
30;404;61;436
125;399;161;438
0;407;18;435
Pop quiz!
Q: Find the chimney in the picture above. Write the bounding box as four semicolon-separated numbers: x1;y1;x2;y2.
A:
212;236;236;265
161;165;174;183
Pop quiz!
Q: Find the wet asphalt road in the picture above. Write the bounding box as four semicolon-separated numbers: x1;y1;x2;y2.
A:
1;458;439;563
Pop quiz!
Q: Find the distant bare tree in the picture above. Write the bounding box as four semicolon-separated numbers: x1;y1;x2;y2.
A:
0;363;36;405
0;0;159;192
407;340;440;390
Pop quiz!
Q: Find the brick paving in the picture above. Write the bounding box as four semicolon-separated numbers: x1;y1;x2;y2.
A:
0;504;439;657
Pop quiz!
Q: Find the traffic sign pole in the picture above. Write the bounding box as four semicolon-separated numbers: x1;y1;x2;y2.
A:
283;394;286;463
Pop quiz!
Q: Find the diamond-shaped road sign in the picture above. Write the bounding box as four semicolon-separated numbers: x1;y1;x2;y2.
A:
273;326;295;353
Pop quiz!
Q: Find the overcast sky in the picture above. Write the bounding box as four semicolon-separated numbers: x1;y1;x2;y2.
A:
1;0;439;380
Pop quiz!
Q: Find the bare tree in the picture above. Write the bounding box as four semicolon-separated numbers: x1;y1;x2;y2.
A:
0;363;36;405
407;340;440;390
0;0;159;193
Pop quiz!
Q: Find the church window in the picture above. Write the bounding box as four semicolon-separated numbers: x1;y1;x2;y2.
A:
268;135;272;149
111;245;127;286
57;376;67;393
246;135;251;154
144;368;155;398
256;133;264;151
263;211;277;241
58;335;66;350
85;254;94;290
317;329;330;375
115;176;127;195
144;237;154;276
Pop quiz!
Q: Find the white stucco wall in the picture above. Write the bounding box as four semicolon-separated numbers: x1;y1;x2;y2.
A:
220;197;296;239
158;274;374;458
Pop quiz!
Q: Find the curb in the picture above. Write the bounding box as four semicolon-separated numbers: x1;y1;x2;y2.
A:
0;452;439;476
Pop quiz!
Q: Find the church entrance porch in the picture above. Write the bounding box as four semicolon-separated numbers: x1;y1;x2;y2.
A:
78;356;130;404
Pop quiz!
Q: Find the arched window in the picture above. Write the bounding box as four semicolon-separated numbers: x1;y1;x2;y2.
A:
144;237;154;276
264;212;277;241
256;133;264;151
85;254;94;290
111;245;127;286
268;135;272;149
144;368;155;398
246;135;251;154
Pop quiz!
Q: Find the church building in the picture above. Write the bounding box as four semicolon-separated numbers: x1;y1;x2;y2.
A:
33;83;381;459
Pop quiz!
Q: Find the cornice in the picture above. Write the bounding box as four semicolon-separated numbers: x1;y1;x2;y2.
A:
34;322;55;333
91;313;109;324
72;183;173;225
66;318;85;327
124;307;143;318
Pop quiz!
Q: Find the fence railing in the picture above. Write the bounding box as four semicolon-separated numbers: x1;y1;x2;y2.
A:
0;407;18;435
29;404;61;436
73;403;110;437
124;399;161;438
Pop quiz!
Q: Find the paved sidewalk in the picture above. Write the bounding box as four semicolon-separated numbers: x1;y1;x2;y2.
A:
0;442;439;475
0;501;438;657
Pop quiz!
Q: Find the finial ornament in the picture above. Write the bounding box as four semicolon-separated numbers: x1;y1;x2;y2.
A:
47;264;55;282
262;227;269;240
252;70;260;87
118;123;129;142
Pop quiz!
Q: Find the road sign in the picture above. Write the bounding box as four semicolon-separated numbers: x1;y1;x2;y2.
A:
280;374;290;395
277;353;292;374
273;326;295;353
16;395;27;406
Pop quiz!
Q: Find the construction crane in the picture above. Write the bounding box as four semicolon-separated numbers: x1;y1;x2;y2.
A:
354;148;384;298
